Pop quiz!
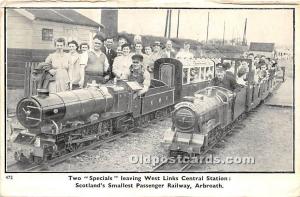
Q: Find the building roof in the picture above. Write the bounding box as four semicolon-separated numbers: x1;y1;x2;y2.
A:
22;9;103;28
249;42;275;52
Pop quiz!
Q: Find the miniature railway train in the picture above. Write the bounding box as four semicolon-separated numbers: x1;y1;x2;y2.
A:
161;58;283;156
13;57;283;164
13;58;215;163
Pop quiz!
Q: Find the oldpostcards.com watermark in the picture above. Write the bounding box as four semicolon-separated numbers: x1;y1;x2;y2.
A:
129;154;255;166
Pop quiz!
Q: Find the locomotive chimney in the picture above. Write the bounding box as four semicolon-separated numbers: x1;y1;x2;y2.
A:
37;89;49;98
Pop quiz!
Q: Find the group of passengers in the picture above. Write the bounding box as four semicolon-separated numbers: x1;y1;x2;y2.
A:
210;53;279;92
38;33;279;95
40;33;195;96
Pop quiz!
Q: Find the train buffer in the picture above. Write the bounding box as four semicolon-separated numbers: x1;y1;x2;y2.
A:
265;78;293;108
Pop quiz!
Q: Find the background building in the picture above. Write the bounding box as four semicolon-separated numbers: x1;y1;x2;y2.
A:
6;9;103;88
248;42;276;58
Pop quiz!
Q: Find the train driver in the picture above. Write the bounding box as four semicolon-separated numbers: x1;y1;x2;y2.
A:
209;63;238;92
128;54;151;97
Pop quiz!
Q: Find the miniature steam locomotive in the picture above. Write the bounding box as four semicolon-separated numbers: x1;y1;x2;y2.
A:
161;58;282;156
13;58;216;163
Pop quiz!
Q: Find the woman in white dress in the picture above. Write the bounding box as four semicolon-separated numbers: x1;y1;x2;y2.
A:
68;40;82;90
45;38;71;93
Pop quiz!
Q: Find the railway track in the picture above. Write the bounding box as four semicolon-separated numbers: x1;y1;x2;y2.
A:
7;128;139;172
152;116;248;172
7;114;171;172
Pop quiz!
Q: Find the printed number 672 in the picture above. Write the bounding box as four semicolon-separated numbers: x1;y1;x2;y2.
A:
6;175;13;180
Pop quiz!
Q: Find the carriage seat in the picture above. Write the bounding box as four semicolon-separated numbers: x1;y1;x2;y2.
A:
149;79;167;88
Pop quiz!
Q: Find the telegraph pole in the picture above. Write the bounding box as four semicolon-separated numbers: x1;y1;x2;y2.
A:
206;12;210;44
222;21;226;45
164;10;169;37
176;10;180;38
168;9;172;38
242;18;248;46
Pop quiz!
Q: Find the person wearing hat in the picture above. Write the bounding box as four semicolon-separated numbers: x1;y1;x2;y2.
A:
79;33;110;87
175;42;194;59
132;42;152;77
223;62;235;78
209;63;238;91
129;54;151;96
148;41;166;76
149;41;165;62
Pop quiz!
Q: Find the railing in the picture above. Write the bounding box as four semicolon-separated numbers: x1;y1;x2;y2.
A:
280;66;286;82
24;62;41;97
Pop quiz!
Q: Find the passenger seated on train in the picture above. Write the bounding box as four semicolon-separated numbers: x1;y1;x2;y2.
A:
209;64;238;92
236;62;249;86
175;42;194;59
247;53;255;62
190;68;200;82
128;54;151;97
253;56;260;67
257;60;269;82
222;62;235;79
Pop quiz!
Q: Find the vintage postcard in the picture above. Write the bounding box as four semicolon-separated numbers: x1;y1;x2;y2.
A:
0;1;299;196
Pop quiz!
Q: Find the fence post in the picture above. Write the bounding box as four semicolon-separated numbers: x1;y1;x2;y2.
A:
31;63;37;96
281;66;286;82
24;62;29;97
24;62;40;97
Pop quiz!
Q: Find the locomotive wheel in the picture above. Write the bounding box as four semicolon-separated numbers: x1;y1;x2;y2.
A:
32;155;43;164
155;110;164;121
188;153;197;158
156;109;168;121
14;152;28;163
134;118;142;127
168;150;179;157
114;115;134;132
98;121;113;139
102;131;112;139
141;115;150;128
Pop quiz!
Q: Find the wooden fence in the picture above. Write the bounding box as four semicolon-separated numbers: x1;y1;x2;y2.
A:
24;62;41;97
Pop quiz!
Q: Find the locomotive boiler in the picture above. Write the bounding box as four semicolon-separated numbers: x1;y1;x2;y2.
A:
17;86;114;131
162;86;234;155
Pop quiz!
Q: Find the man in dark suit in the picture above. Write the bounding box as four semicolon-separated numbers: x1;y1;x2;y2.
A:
102;37;117;80
210;63;239;92
161;40;176;58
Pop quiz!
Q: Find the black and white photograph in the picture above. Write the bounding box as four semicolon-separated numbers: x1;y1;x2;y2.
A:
1;4;299;196
3;7;295;173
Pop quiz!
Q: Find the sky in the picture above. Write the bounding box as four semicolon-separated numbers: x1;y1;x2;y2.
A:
78;9;293;48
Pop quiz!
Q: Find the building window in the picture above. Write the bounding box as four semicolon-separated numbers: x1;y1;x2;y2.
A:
42;28;53;41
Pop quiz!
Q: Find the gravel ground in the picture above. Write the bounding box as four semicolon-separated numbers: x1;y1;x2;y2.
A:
51;120;171;172
188;105;293;172
6;104;293;172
